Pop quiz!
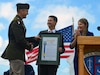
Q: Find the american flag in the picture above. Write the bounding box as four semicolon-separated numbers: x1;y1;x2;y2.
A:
25;25;74;64
58;25;74;58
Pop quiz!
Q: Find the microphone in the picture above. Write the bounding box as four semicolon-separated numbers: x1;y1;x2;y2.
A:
97;26;100;31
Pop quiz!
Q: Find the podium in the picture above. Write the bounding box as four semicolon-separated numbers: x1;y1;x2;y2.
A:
77;36;100;75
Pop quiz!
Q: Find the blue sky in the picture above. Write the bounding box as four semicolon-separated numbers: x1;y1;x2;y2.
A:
0;0;100;75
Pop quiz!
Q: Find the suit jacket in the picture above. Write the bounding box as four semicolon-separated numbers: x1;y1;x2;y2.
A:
36;30;65;65
1;15;37;61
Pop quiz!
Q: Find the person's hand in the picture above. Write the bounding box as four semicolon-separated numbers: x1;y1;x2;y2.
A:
75;29;81;36
59;47;63;53
34;36;41;40
74;29;81;39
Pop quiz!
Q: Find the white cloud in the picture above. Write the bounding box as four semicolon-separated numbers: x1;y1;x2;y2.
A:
32;5;95;30
0;23;5;31
0;36;8;66
0;2;16;21
0;36;8;49
0;57;9;66
0;37;3;48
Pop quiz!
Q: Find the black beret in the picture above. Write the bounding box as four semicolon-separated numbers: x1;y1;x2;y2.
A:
16;3;30;10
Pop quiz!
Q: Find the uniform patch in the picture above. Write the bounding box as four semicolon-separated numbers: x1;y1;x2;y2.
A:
84;52;100;75
17;21;20;25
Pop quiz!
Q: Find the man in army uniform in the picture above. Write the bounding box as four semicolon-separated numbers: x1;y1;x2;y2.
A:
1;3;37;75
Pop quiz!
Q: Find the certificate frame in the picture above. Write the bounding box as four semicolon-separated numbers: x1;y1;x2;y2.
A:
38;33;61;65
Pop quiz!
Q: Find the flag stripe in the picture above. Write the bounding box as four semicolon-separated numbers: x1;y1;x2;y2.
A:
64;50;74;53
64;45;70;48
25;57;37;64
27;52;38;58
60;56;69;58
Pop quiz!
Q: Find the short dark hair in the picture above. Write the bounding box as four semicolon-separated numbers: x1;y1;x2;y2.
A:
49;15;58;22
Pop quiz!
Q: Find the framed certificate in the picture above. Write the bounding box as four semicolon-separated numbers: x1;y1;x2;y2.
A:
38;33;61;65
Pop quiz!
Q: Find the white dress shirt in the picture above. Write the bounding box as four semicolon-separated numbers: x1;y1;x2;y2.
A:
48;29;56;33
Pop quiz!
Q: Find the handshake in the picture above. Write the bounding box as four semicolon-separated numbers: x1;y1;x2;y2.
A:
27;36;41;51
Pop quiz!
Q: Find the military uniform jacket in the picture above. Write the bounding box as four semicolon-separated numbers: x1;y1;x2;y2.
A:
1;15;32;61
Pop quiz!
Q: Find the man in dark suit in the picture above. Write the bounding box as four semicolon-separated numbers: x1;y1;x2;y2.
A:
1;3;37;75
36;15;65;75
